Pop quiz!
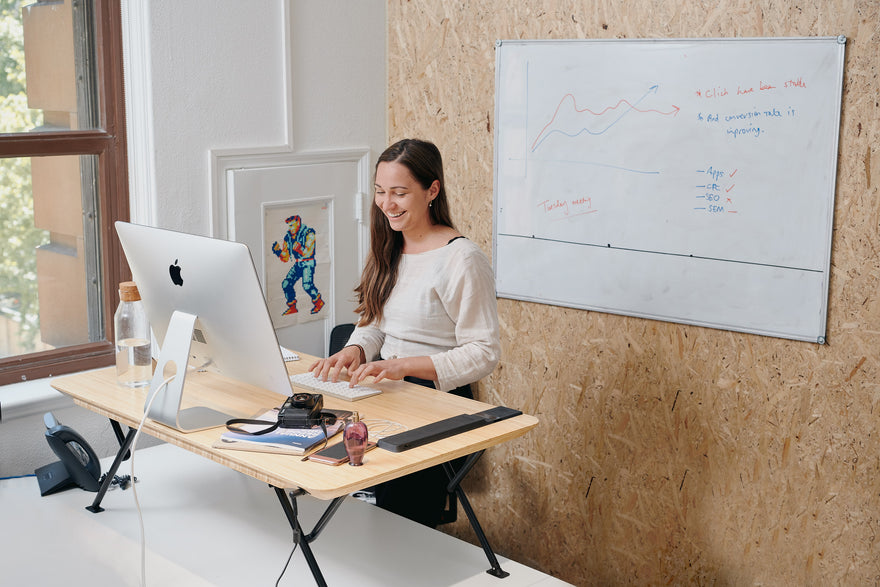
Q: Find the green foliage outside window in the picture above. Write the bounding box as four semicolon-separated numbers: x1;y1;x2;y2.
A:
0;0;49;356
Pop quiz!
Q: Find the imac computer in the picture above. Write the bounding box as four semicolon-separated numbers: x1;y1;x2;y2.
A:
115;221;294;432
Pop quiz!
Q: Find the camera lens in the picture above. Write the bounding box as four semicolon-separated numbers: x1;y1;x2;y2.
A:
292;393;311;403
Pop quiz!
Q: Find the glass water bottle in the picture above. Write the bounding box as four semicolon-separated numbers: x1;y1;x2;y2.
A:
114;281;152;387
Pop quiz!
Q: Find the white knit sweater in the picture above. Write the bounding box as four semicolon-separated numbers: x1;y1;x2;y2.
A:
346;238;500;392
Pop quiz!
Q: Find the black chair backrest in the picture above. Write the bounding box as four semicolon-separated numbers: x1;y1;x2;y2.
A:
329;323;356;356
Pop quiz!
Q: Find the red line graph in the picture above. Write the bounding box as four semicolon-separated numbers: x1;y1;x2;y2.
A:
531;89;680;151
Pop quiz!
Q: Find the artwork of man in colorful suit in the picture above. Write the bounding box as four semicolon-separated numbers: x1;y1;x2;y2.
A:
271;215;324;316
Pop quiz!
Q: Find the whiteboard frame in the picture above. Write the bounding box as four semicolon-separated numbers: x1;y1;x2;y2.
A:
492;36;846;343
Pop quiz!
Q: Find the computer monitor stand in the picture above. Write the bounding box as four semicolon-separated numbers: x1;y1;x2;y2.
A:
146;310;232;432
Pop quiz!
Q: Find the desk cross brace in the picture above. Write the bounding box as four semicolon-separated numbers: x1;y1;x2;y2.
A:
443;450;510;579
274;487;345;587
85;420;509;584
86;420;136;513
270;451;509;586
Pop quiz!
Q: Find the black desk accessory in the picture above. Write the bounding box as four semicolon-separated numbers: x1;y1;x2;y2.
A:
35;412;102;496
377;406;522;452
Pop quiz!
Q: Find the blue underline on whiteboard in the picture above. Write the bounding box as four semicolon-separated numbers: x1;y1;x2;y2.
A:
497;232;822;273
509;157;660;175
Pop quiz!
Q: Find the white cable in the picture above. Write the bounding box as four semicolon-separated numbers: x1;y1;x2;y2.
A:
129;374;175;587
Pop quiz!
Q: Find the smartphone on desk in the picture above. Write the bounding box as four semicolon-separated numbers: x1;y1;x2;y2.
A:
307;441;377;465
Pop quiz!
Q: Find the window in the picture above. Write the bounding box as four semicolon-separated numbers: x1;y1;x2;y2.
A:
0;0;129;384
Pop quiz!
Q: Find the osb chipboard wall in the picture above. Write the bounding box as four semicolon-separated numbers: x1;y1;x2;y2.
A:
386;1;880;585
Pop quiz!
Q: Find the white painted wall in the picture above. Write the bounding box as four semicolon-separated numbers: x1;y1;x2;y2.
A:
288;2;387;151
0;0;386;477
149;3;289;231
136;0;386;234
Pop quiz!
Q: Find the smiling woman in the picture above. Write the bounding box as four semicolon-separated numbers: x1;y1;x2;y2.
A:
372;159;452;249
308;138;501;528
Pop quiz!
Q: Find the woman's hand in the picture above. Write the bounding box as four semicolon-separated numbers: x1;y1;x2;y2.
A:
348;355;437;387
308;345;365;382
348;359;405;386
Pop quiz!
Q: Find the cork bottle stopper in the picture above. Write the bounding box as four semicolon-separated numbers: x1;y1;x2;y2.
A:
119;281;141;302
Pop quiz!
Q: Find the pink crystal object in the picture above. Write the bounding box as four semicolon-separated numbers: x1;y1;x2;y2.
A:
343;419;369;466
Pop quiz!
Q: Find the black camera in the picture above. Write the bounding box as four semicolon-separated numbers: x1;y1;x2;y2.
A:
278;392;324;428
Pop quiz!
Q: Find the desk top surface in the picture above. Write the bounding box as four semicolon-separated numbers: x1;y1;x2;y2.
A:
51;355;538;499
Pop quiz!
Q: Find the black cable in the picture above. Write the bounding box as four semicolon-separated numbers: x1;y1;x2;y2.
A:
98;473;136;490
275;536;299;586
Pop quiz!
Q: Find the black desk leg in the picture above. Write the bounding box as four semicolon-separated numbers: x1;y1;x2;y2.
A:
273;487;346;587
109;420;133;461
443;450;510;579
86;422;137;513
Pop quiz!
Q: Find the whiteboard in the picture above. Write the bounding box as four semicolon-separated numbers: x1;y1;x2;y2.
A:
493;37;845;343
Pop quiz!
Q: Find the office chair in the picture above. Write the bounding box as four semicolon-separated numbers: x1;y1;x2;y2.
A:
329;323;356;355
330;321;458;524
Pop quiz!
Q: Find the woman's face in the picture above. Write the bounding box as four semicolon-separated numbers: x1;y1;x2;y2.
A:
374;161;439;236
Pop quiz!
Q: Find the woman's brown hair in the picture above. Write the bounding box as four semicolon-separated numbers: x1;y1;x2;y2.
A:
354;139;456;325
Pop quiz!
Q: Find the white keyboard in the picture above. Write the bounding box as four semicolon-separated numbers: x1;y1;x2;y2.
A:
289;372;382;402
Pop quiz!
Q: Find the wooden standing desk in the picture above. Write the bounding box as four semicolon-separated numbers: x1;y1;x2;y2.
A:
51;355;538;586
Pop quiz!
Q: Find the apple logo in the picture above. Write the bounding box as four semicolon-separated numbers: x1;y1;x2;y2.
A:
169;259;184;286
